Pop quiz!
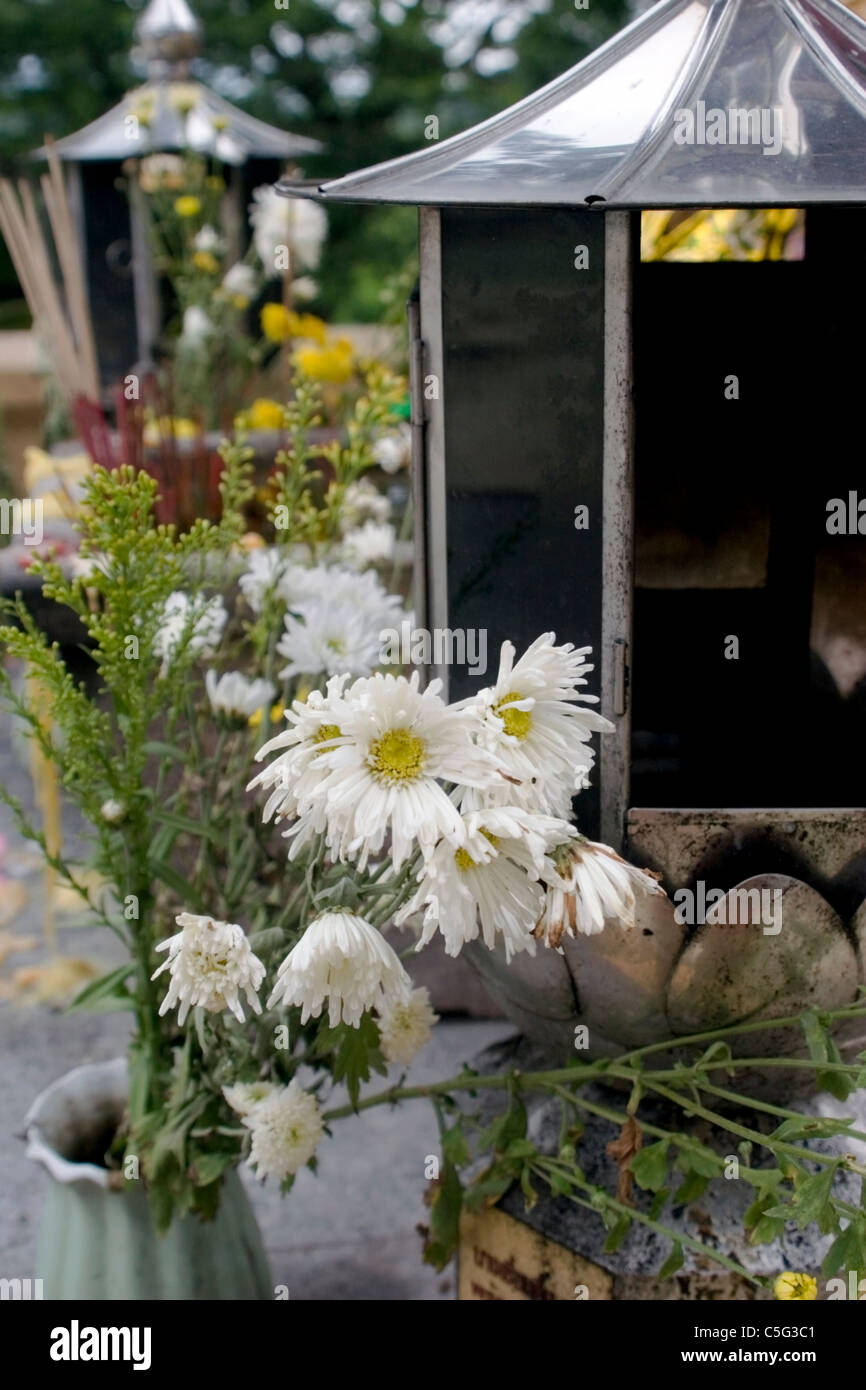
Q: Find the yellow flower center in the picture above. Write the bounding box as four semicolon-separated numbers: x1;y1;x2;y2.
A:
454;847;477;871
313;723;342;744
368;728;425;783
494;691;531;740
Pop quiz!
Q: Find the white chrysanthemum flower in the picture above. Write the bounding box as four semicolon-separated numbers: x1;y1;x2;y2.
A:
249;185;327;274
397;806;573;961
341;520;395;569
194;224;223;253
377;986;438;1065
295;671;506;870
268;911;411;1028
222;261;257;300
239;547;291;613
277;596;389;680
180;305;214;343
292;275;318;302
243;1080;323;1182
341;478;391;529
248;674;349;828
223;1080;279;1117
154;590;227;672
100;798;126;824
206;669;276;719
152;912;266;1026
372;423;411;474
278;562;404;628
535;837;665;945
458;634;614;818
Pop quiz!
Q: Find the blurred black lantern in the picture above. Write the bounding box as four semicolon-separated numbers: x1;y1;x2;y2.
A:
33;0;320;386
280;0;866;916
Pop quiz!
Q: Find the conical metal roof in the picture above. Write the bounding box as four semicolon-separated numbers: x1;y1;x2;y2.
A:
289;0;866;209
42;81;320;163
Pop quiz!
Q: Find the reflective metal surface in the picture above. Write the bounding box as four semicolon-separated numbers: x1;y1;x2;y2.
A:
291;0;866;209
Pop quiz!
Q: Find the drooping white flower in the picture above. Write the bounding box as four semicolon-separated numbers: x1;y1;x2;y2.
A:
249;185;327;275
397;806;573;961
535;836;665;945
100;798;126;824
341;520;395;569
152;912;266;1025
194;224;223;253
154;590;227;672
267;911;411;1028
243;1080;323;1182
180;305;214;343
290;671;506;870
458;634;614;818
206;669;276;720
341;478;391;529
222;261;257;300
377;987;438;1065
223;1080;279;1117
372;423;411;474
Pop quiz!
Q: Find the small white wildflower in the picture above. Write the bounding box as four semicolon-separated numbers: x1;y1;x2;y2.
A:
100;798;126;824
154;590;227;672
372;423;411;474
152;912;265;1026
180;305;214;343
341;520;395;569
243;1080;323;1182
377;987;438;1066
223;262;257;300
194;225;223;253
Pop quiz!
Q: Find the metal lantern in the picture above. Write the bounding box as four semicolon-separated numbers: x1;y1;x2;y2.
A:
33;0;320;384
278;0;866;1068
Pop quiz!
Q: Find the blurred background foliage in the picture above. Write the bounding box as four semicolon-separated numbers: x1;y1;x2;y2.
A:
0;0;629;324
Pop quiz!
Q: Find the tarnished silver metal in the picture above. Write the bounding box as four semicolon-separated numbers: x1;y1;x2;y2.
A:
136;0;202;69
418;208;449;695
282;0;866;210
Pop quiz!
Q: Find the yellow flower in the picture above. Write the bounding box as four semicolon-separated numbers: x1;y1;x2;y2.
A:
248;702;285;730
193;250;220;274
773;1272;817;1301
168;83;200;115
129;96;155;129
234;398;286;431
212;115;229;132
175;196;202;219
231;295;249;310
292;312;327;346
260;302;293;342
293;338;353;384
142;415;199;447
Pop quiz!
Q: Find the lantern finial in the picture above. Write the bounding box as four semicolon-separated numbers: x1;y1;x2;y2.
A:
135;0;202;77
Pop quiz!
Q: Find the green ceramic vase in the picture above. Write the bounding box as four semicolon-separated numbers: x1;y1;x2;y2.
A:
25;1058;272;1300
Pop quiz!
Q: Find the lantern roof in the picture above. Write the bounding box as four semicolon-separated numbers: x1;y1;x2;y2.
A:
36;0;320;164
287;0;866;210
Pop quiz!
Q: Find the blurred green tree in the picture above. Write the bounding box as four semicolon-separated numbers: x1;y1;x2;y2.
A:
0;0;628;322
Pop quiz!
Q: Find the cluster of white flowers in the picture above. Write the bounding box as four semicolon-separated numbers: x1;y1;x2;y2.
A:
227;1079;324;1183
206;669;276;720
154;591;228;674
249;185;327;279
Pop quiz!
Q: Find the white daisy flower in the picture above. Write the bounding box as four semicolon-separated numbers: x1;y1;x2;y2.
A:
341;478;391;529
206;669;276;720
300;671;506;870
397;806;572;961
180;305;214;343
154;590;227;673
459;634;614;817
152;912;266;1026
372;423;411;474
277;596;388;681
222;261;257;300
341;520;396;569
223;1080;279;1117
249;185;327;274
100;798;126;824
535;836;665;946
292;275;318;302
239;547;291;613
243;1080;323;1182
279;563;404;628
377;986;438;1065
248;674;349;828
267;911;411;1028
193;224;224;253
